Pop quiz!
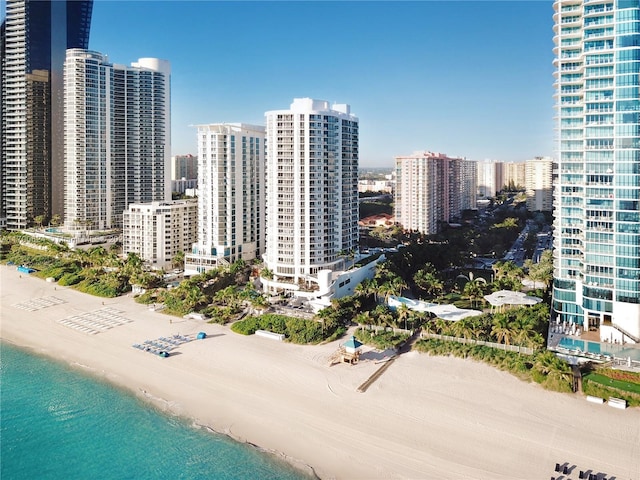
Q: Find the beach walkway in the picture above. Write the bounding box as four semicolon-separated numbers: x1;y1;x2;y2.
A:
357;329;422;393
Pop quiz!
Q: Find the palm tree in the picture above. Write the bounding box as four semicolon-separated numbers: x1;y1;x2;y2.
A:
172;250;185;271
184;284;208;312
356;310;374;331
378;281;397;304
372;304;394;330
491;314;513;345
390;275;408;298
34;215;45;229
463;280;484;308
396;304;411;331
450;320;467;340
511;314;536;348
533;351;573;384
421;317;436;337
434;318;451;336
414;266;443;299
89;246;107;267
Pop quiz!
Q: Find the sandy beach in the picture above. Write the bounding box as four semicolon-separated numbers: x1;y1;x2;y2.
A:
1;264;639;480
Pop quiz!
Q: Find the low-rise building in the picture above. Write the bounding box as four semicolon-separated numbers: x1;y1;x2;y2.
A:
122;200;197;270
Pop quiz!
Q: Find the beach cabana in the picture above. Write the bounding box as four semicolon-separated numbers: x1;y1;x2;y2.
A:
197;332;207;340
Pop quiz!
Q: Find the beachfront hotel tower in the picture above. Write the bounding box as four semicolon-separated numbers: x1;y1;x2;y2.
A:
63;50;171;231
0;0;93;229
184;123;266;275
552;0;640;343
262;98;359;291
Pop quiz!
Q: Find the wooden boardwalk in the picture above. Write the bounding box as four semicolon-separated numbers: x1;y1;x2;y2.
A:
357;329;421;393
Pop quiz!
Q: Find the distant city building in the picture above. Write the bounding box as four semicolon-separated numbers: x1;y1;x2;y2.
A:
358;179;393;194
460;159;478;211
262;98;359;293
477;160;503;198
394;151;476;235
184;123;265;275
172;178;198;195
359;213;394;229
63;50;171;231
525;156;553;212
171;154;198;182
502;161;526;190
123;200;197;270
0;0;93;229
551;0;640;343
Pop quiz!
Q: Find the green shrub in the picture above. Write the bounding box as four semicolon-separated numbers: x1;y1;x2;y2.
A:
355;328;409;350
582;378;640;408
230;314;328;344
59;272;83;286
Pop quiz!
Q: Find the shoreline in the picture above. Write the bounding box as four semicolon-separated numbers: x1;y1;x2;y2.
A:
1;336;320;479
2;265;639;480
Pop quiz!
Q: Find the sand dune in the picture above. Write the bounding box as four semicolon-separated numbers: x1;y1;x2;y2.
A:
2;265;639;480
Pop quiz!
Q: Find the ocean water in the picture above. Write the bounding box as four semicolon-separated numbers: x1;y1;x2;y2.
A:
0;342;313;480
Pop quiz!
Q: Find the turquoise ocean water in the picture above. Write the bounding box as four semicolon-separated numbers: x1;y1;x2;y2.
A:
0;342;313;480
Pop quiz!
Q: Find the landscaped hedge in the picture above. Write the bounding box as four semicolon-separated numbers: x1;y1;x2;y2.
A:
582;373;640;408
354;328;409;351
231;314;326;344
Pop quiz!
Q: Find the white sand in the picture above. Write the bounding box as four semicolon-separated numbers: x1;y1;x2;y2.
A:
2;265;639;480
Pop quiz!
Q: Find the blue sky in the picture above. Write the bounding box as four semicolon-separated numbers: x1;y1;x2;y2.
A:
89;0;556;167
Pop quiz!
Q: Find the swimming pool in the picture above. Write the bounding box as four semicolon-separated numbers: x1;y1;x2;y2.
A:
557;337;604;355
557;337;640;361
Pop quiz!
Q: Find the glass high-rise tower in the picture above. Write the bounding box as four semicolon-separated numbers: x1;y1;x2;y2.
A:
1;0;93;229
552;0;640;343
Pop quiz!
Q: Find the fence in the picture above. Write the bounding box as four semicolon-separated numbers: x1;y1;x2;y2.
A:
420;332;535;355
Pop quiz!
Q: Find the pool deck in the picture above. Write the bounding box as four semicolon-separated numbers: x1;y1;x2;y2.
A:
549;331;640;370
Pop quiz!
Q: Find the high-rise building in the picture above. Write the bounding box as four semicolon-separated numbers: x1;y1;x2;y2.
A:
477;160;504;198
63;49;171;231
123;200;197;270
502;161;527;190
184;123;265;275
552;0;640;343
460;158;478;211
1;0;93;229
525;156;553;212
171;154;198;181
262;98;359;290
395;151;476;235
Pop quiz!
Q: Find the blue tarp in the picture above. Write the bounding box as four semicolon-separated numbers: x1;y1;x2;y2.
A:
197;332;207;340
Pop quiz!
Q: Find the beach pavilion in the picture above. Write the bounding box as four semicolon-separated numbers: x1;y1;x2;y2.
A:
483;290;542;313
387;296;482;321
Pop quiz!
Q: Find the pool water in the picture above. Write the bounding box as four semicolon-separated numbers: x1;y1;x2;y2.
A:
558;337;603;354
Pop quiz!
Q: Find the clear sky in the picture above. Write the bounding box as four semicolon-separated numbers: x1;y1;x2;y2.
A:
88;0;556;167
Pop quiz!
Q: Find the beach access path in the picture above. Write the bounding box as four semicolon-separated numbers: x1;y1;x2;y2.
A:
1;265;639;480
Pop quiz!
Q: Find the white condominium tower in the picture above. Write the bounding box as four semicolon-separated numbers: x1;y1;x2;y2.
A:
552;0;640;342
63;49;171;231
395;151;476;235
263;98;359;288
184;123;265;275
525;156;553;212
